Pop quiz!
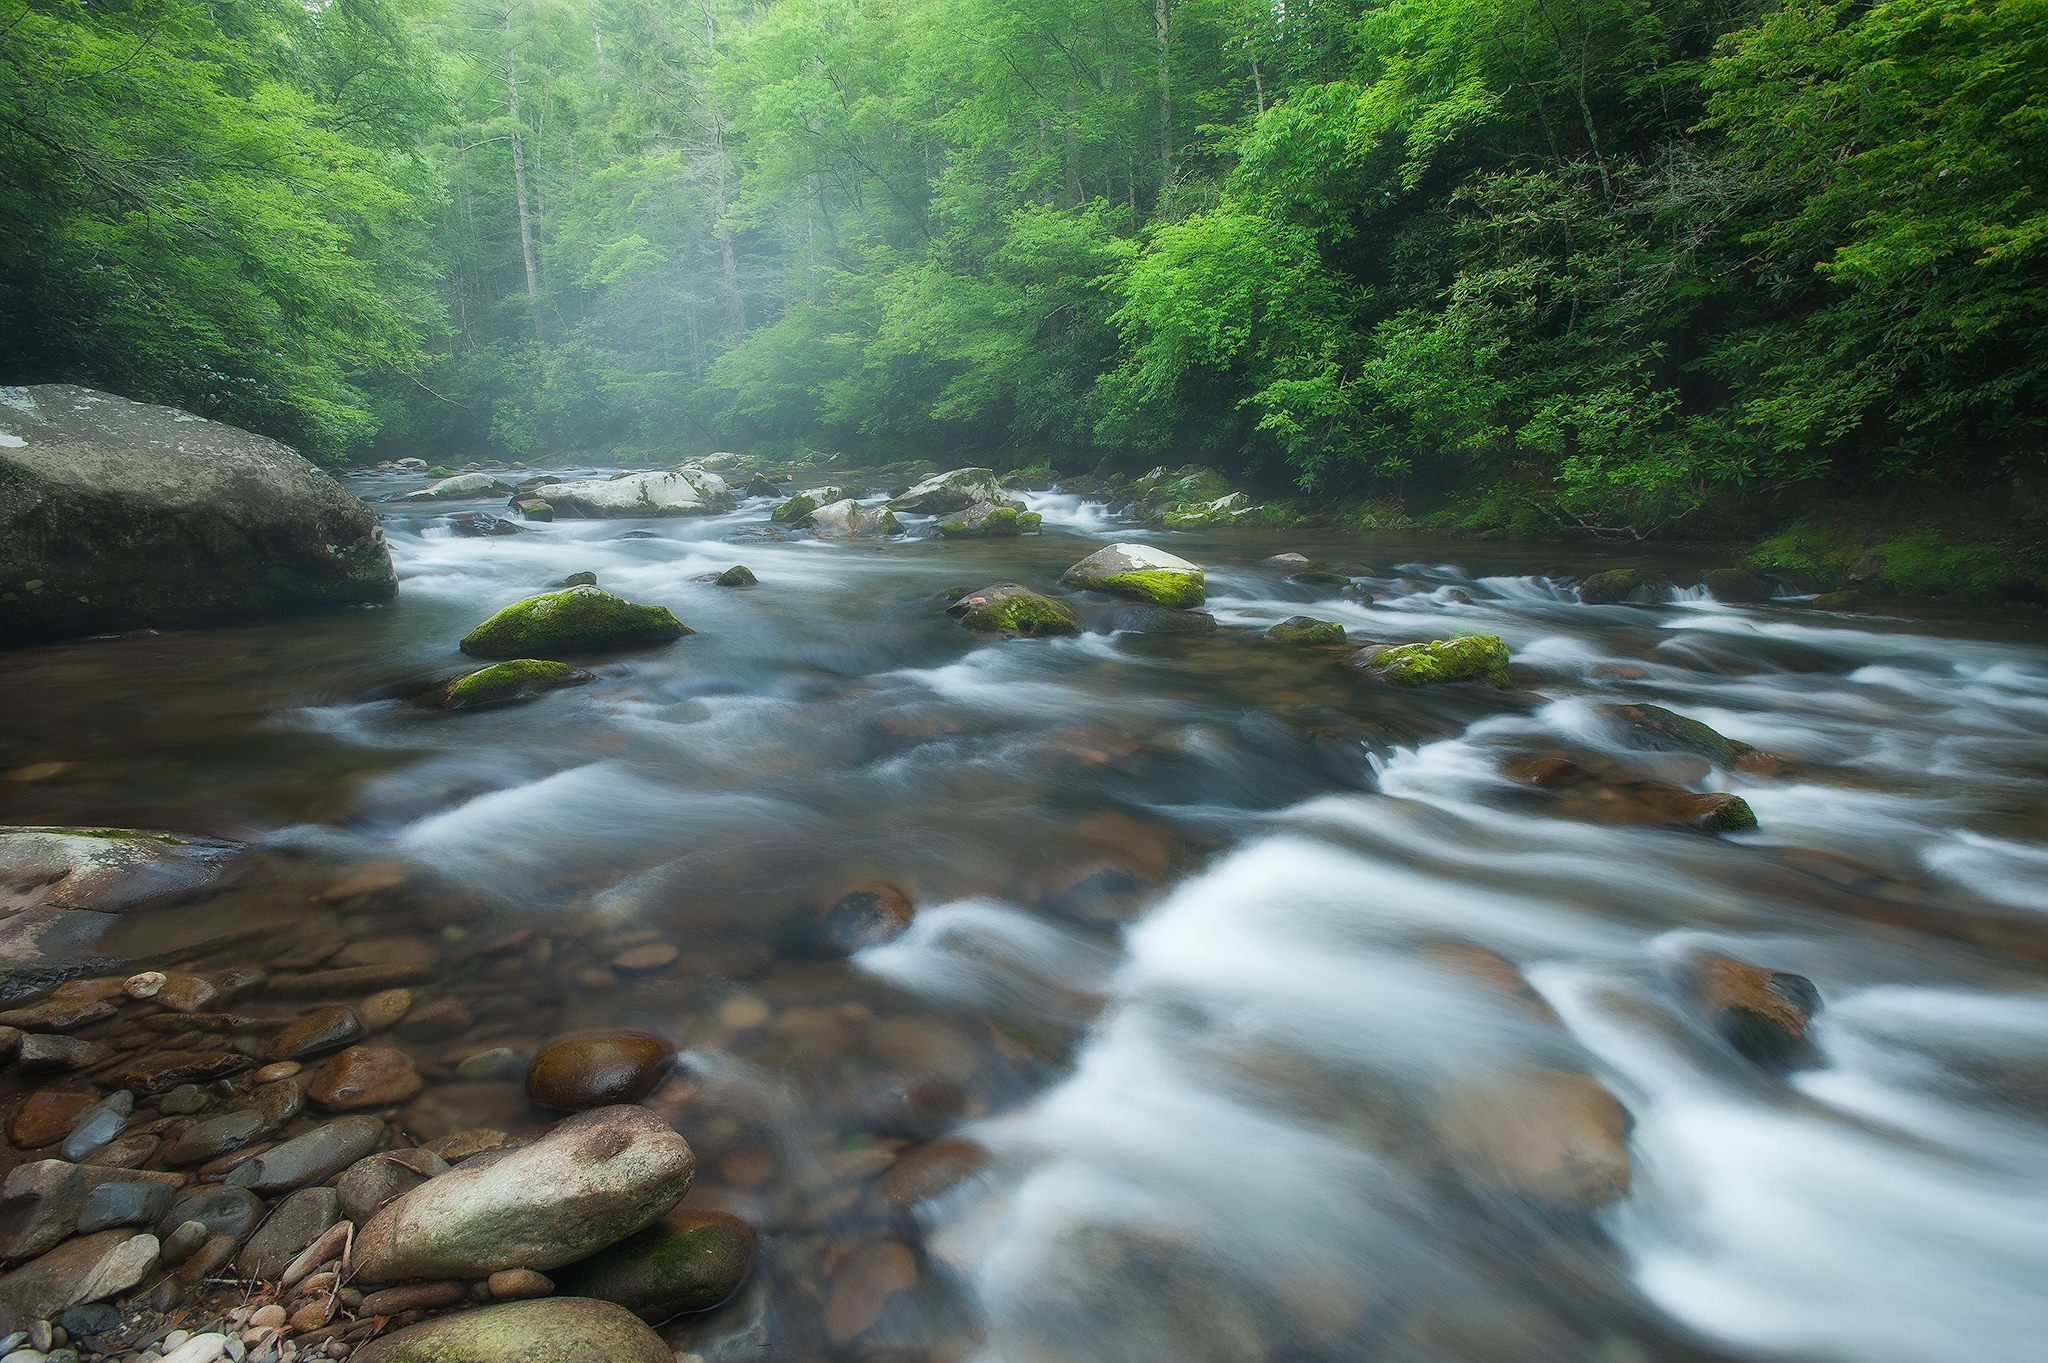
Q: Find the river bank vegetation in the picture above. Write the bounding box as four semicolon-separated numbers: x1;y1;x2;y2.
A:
3;0;2045;557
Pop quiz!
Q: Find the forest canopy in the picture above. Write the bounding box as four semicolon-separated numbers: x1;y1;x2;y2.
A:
3;0;2044;528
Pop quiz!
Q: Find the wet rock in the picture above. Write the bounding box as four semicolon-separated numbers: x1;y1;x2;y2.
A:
1259;553;1313;568
354;1105;695;1281
0;1024;20;1060
456;1047;526;1081
531;469;732;519
937;502;1038;538
400;998;474;1040
0;1229;158;1322
1430;1069;1633;1212
10;1092;96;1148
110;1049;251;1094
512;497;555;521
1696;953;1822;1070
0;825;238;932
945;584;1080;637
351;1296;672;1363
158;1218;209;1266
770;489;836;525
270;1004;365;1060
715;565;757;586
1615;786;1760;833
338;1148;446;1225
426;1128;507;1163
1289;569;1352;585
0;1162;182;1259
306;1045;422;1111
445;511;524;537
401;472;512;502
57;1301;121;1337
804;883;915;955
123;970;166;998
158;1109;273;1167
1577;568;1643;604
1600;703;1786;773
75;1178;173;1233
1700;567;1771;602
139;1010;255;1034
440;660;594;710
556;1208;757;1322
236;1186;340;1279
1503;755;1579;787
226;1116;387;1195
0;998;114;1031
873;1136;992;1210
16;1034;106;1073
361;988;414;1031
459;587;690;660
82;1131;159;1168
0;385;396;636
526;1031;675;1113
1098;603;1215;634
823;1240;917;1345
156;1185;264;1245
806;498;901;538
562;570;598;588
487;1267;554;1300
1264;616;1347;646
1354;635;1512;686
1422;943;1563;1026
888;467;1005;514
1060;543;1205;608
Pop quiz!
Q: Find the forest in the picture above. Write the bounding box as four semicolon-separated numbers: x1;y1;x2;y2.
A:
3;0;2045;538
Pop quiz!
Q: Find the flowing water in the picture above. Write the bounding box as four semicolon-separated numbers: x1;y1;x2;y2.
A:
5;471;2048;1363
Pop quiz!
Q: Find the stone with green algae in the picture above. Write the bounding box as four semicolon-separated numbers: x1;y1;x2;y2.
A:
1354;635;1511;686
715;565;758;586
554;1208;757;1322
1060;543;1205;608
1265;616;1348;646
441;660;593;709
938;502;1029;538
945;584;1080;637
459;586;689;659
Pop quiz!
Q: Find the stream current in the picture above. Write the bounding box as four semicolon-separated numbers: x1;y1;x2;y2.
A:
6;471;2048;1363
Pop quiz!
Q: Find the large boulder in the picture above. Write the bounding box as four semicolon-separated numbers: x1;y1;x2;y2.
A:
937;502;1040;538
0;384;397;637
460;587;689;659
1352;635;1511;686
1059;543;1205;607
889;468;1005;514
1599;702;1785;772
807;498;901;539
525;469;731;519
352;1298;672;1363
399;472;511;502
945;584;1080;637
353;1106;695;1282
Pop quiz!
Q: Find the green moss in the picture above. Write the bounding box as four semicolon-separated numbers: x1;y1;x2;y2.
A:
443;659;591;709
1017;511;1043;532
952;585;1080;636
1699;795;1758;833
1745;504;2048;601
770;493;818;524
1265;616;1348;645
715;565;757;586
1097;568;1205;608
459;585;690;659
938;506;1022;538
1578;568;1643;604
1360;635;1512;686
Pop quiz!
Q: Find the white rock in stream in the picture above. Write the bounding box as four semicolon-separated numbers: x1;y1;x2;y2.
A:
533;469;731;518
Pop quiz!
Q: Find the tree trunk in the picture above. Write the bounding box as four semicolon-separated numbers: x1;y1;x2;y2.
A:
503;6;541;325
703;0;745;334
1154;0;1174;196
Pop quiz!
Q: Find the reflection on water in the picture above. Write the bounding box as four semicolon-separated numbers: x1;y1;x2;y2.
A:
5;469;2048;1363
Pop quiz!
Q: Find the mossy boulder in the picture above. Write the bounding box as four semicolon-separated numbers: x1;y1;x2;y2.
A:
1354;635;1511;686
715;565;757;586
1060;543;1205;607
771;488;842;525
554;1209;757;1324
938;502;1029;538
1599;703;1785;773
1578;568;1644;604
945;584;1080;637
1265;616;1347;646
441;660;593;710
460;586;690;659
807;498;901;538
1699;568;1771;602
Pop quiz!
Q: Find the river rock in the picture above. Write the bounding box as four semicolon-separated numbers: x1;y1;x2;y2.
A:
158;1109;273;1167
11;1092;96;1148
937;501;1038;538
269;1004;365;1060
354;1105;695;1282
306;1046;421;1110
1600;702;1784;772
83;1131;159;1169
770;488;840;525
1265;616;1347;645
0;996;114;1031
17;1034;106;1073
1577;568;1644;604
534;469;731;519
444;510;524;537
526;1031;675;1112
888;467;1006;514
806;498;901;538
945;584;1079;637
554;1208;757;1322
714;564;757;586
1098;603;1215;634
459;586;690;659
75;1178;174;1234
803;883;916;955
1430;1069;1633;1212
1696;953;1822;1070
226;1115;386;1196
1612;785;1759;833
872;1136;992;1209
440;660;594;710
361;988;414;1031
401;472;511;502
338;1148;446;1225
109;1049;251;1094
0;1229;158;1322
0;1162;183;1259
0;385;396;636
156;1185;264;1244
823;1240;918;1345
1060;543;1205;607
400;998;474;1040
1700;567;1771;602
0;826;240;919
352;1297;672;1363
1353;635;1511;686
236;1186;340;1279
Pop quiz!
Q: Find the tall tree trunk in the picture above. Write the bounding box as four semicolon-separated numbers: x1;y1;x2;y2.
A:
1153;0;1174;196
503;5;541;330
703;0;745;334
1063;89;1081;208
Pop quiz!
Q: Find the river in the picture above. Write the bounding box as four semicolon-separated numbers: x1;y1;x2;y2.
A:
6;470;2047;1363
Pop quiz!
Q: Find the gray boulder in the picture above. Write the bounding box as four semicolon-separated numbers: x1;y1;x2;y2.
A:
0;384;396;637
806;498;901;539
352;1297;672;1363
531;469;731;519
399;472;511;502
888;467;1005;514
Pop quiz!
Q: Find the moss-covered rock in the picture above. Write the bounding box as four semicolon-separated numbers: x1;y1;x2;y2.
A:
945;584;1080;637
1598;702;1787;774
1265;616;1347;645
1743;503;2048;601
1578;568;1644;604
770;489;841;525
459;586;690;659
807;498;901;538
511;498;554;522
1354;635;1511;686
441;660;593;710
1699;568;1771;602
1060;543;1205;607
715;565;757;586
554;1209;757;1323
937;502;1023;537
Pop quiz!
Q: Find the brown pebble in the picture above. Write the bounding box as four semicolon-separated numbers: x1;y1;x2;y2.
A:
290;1296;337;1331
359;1280;468;1315
487;1267;554;1300
9;1090;96;1147
399;998;473;1040
307;1045;422;1111
178;1232;241;1284
250;1303;288;1328
254;1061;303;1084
524;1029;674;1112
824;1241;918;1344
271;1004;366;1061
159;1084;209;1115
157;975;220;1013
359;988;413;1031
609;943;679;972
424;1128;506;1162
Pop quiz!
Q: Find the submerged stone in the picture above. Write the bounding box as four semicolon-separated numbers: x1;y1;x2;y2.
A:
1060;543;1205;607
1600;702;1773;770
555;1208;757;1323
1696;953;1822;1070
441;660;594;710
945;584;1080;637
1353;635;1512;686
459;586;689;659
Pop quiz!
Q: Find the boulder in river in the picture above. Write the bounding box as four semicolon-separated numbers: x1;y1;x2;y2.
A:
1353;635;1511;686
1060;543;1205;607
555;1207;757;1322
525;469;731;518
401;472;512;502
0;384;397;637
459;586;689;659
946;584;1080;637
352;1296;673;1363
1577;568;1645;604
443;510;524;537
1601;702;1787;772
1265;616;1347;646
937;501;1040;537
1699;567;1772;602
440;659;594;710
1;826;239;915
1430;1068;1633;1212
715;564;757;586
807;498;901;538
526;1030;675;1112
1099;603;1215;634
354;1105;695;1281
1695;953;1822;1070
888;467;1005;514
770;488;840;525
